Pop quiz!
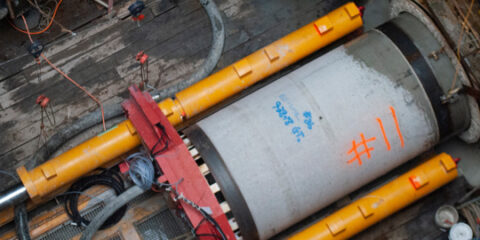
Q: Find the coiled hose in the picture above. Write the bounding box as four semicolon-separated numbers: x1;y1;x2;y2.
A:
79;186;145;240
151;0;225;98
64;169;127;229
79;152;152;240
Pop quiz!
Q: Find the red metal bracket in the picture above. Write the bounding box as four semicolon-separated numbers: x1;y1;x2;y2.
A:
121;85;235;239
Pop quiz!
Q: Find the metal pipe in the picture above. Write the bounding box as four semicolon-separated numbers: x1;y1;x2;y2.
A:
288;153;458;240
0;185;28;211
2;2;362;210
5;0;15;19
93;0;109;9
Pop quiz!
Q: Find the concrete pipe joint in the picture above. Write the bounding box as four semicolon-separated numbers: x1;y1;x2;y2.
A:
185;12;470;240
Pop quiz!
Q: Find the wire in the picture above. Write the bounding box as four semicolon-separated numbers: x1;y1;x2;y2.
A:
20;15;106;131
126;152;155;190
39;53;106;130
197;208;227;240
22;15;34;43
63;169;127;229
9;0;63;35
449;0;475;96
155;181;227;240
150;123;169;156
0;170;19;181
26;0;73;34
193;211;222;239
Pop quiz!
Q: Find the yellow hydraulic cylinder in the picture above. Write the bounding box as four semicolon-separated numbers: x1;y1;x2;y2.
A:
158;2;363;125
14;2;363;202
17;120;141;202
288;153;458;240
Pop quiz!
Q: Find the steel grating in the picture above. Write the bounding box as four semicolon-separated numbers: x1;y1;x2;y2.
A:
134;209;189;240
36;203;104;240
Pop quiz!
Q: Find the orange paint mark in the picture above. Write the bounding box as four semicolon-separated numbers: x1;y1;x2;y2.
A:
347;133;376;166
409;175;422;190
376;118;391;151
390;106;405;148
313;23;322;36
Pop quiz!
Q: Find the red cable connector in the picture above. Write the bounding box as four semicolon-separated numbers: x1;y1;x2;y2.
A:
136;51;148;64
132;14;145;21
358;6;365;17
36;95;50;108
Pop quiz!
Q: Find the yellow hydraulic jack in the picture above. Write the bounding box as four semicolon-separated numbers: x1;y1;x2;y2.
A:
0;2;363;213
289;153;459;240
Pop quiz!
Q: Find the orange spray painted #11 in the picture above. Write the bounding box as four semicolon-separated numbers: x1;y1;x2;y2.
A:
347;106;405;166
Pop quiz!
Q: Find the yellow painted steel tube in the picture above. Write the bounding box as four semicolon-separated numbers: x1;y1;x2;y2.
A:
288;153;458;240
17;120;141;202
14;2;363;202
158;2;363;125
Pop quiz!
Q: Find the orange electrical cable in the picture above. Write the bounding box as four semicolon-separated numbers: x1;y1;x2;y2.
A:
21;15;106;131
10;0;63;35
40;54;106;130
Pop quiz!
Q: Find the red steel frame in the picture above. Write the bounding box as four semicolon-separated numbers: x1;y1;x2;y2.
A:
121;85;235;239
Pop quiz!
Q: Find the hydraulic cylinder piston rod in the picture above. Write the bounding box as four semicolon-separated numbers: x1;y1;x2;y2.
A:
0;186;28;211
0;3;363;209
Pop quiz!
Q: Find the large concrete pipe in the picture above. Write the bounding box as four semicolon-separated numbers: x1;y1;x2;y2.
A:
185;12;470;240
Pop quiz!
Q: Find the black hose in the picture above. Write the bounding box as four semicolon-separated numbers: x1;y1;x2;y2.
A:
80;186;145;240
151;0;225;98
64;169;127;230
14;202;31;240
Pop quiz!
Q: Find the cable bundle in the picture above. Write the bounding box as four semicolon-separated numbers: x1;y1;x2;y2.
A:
126;152;155;190
64;169;127;229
